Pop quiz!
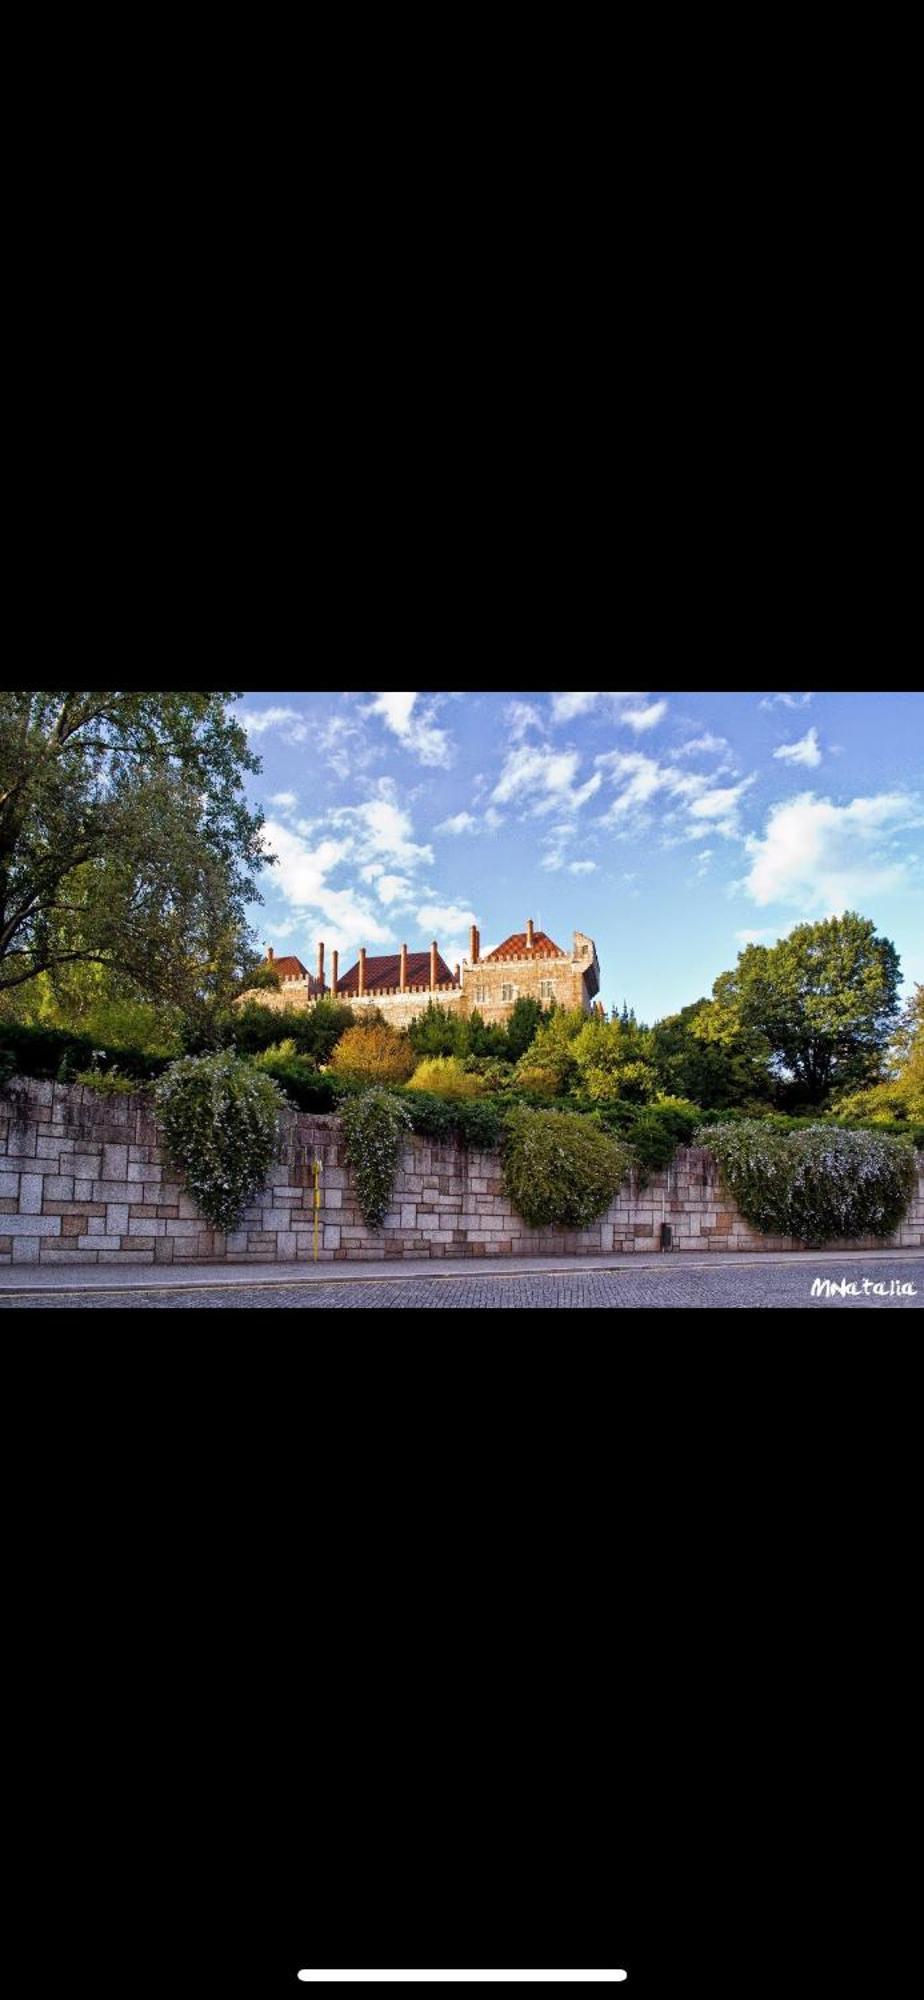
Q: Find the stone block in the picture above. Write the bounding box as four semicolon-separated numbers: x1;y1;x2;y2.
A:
12;1236;41;1263
128;1216;165;1237
106;1203;130;1235
5;1213;61;1236
0;1171;19;1199
276;1232;297;1260
44;1174;76;1201
91;1180;131;1204
101;1143;129;1181
154;1238;175;1263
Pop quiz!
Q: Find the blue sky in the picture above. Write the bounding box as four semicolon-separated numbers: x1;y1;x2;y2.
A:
232;690;924;1023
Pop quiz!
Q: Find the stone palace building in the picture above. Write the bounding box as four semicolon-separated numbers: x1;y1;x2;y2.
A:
239;919;602;1029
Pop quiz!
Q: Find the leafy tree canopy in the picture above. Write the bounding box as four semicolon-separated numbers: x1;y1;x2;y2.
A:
0;692;270;1022
707;912;901;1108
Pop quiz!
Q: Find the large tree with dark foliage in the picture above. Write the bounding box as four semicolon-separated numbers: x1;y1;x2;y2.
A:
707;912;901;1108
0;692;270;1023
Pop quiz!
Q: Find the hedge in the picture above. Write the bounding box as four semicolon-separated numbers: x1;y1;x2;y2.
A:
0;1022;170;1085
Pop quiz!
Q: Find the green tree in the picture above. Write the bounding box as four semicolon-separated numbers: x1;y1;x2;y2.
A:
0;692;269;1011
504;995;548;1061
708;912;901;1108
570;1015;657;1103
834;983;924;1123
649;998;772;1111
407;1001;468;1059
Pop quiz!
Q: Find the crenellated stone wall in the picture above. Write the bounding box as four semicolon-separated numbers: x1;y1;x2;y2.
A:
1;1080;922;1267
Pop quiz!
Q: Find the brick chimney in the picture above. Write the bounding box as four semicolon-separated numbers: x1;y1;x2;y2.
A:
430;940;438;991
331;949;339;996
526;918;534;949
400;942;408;992
317;941;325;990
358;947;366;998
267;946;274;962
470;923;479;965
454;963;460;986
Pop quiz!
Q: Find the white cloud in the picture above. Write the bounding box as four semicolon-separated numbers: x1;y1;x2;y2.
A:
677;733;730;757
686;776;757;837
742;790;922;910
621;700;668;732
416;902;478;936
269;791;298;810
238;705;307;743
596;751;755;841
484;806;504;831
317;712;382;779
760;692;813;710
505;700;546;741
330;783;434;869
262;819;392;953
568;860;597;874
375;873;414;906
551;693;602;721
773;726;822;768
436;811;477;836
551;692;645;722
492;745;601;816
735;927;782;946
364;691;454;768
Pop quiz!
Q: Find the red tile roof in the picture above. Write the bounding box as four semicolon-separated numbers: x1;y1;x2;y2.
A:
481;930;566;962
337;950;457;994
264;955;308;979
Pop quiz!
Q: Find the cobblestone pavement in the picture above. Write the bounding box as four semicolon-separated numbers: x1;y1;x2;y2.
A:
4;1256;922;1308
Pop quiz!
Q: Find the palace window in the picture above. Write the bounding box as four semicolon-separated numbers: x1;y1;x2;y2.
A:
501;982;517;1003
474;985;488;1005
539;979;555;999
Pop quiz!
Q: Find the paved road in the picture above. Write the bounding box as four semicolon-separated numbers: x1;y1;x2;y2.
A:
4;1257;922;1308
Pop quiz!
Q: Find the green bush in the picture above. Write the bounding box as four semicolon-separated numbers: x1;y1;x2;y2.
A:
74;1068;139;1095
229;999;357;1064
0;1022;170;1084
400;1090;508;1150
256;1064;337;1114
407;1056;487;1098
340;1087;413;1229
564;1096;701;1177
697;1119;917;1245
153;1051;287;1232
502;1105;633;1230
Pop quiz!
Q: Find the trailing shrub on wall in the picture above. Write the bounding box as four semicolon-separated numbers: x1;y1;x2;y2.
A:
340;1087;413;1230
153;1052;286;1232
502;1105;633;1231
697;1120;917;1245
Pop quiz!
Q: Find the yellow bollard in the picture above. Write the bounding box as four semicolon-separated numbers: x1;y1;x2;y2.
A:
313;1155;322;1262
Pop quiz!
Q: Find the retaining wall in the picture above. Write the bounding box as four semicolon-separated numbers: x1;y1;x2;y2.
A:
1;1079;922;1267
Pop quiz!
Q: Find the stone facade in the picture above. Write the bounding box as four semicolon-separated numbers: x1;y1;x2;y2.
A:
236;919;602;1030
2;1081;922;1268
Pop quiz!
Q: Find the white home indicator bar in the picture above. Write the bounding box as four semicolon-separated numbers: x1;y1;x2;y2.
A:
296;1978;628;1986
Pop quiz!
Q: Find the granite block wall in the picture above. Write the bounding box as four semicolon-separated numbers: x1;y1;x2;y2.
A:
1;1081;922;1267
